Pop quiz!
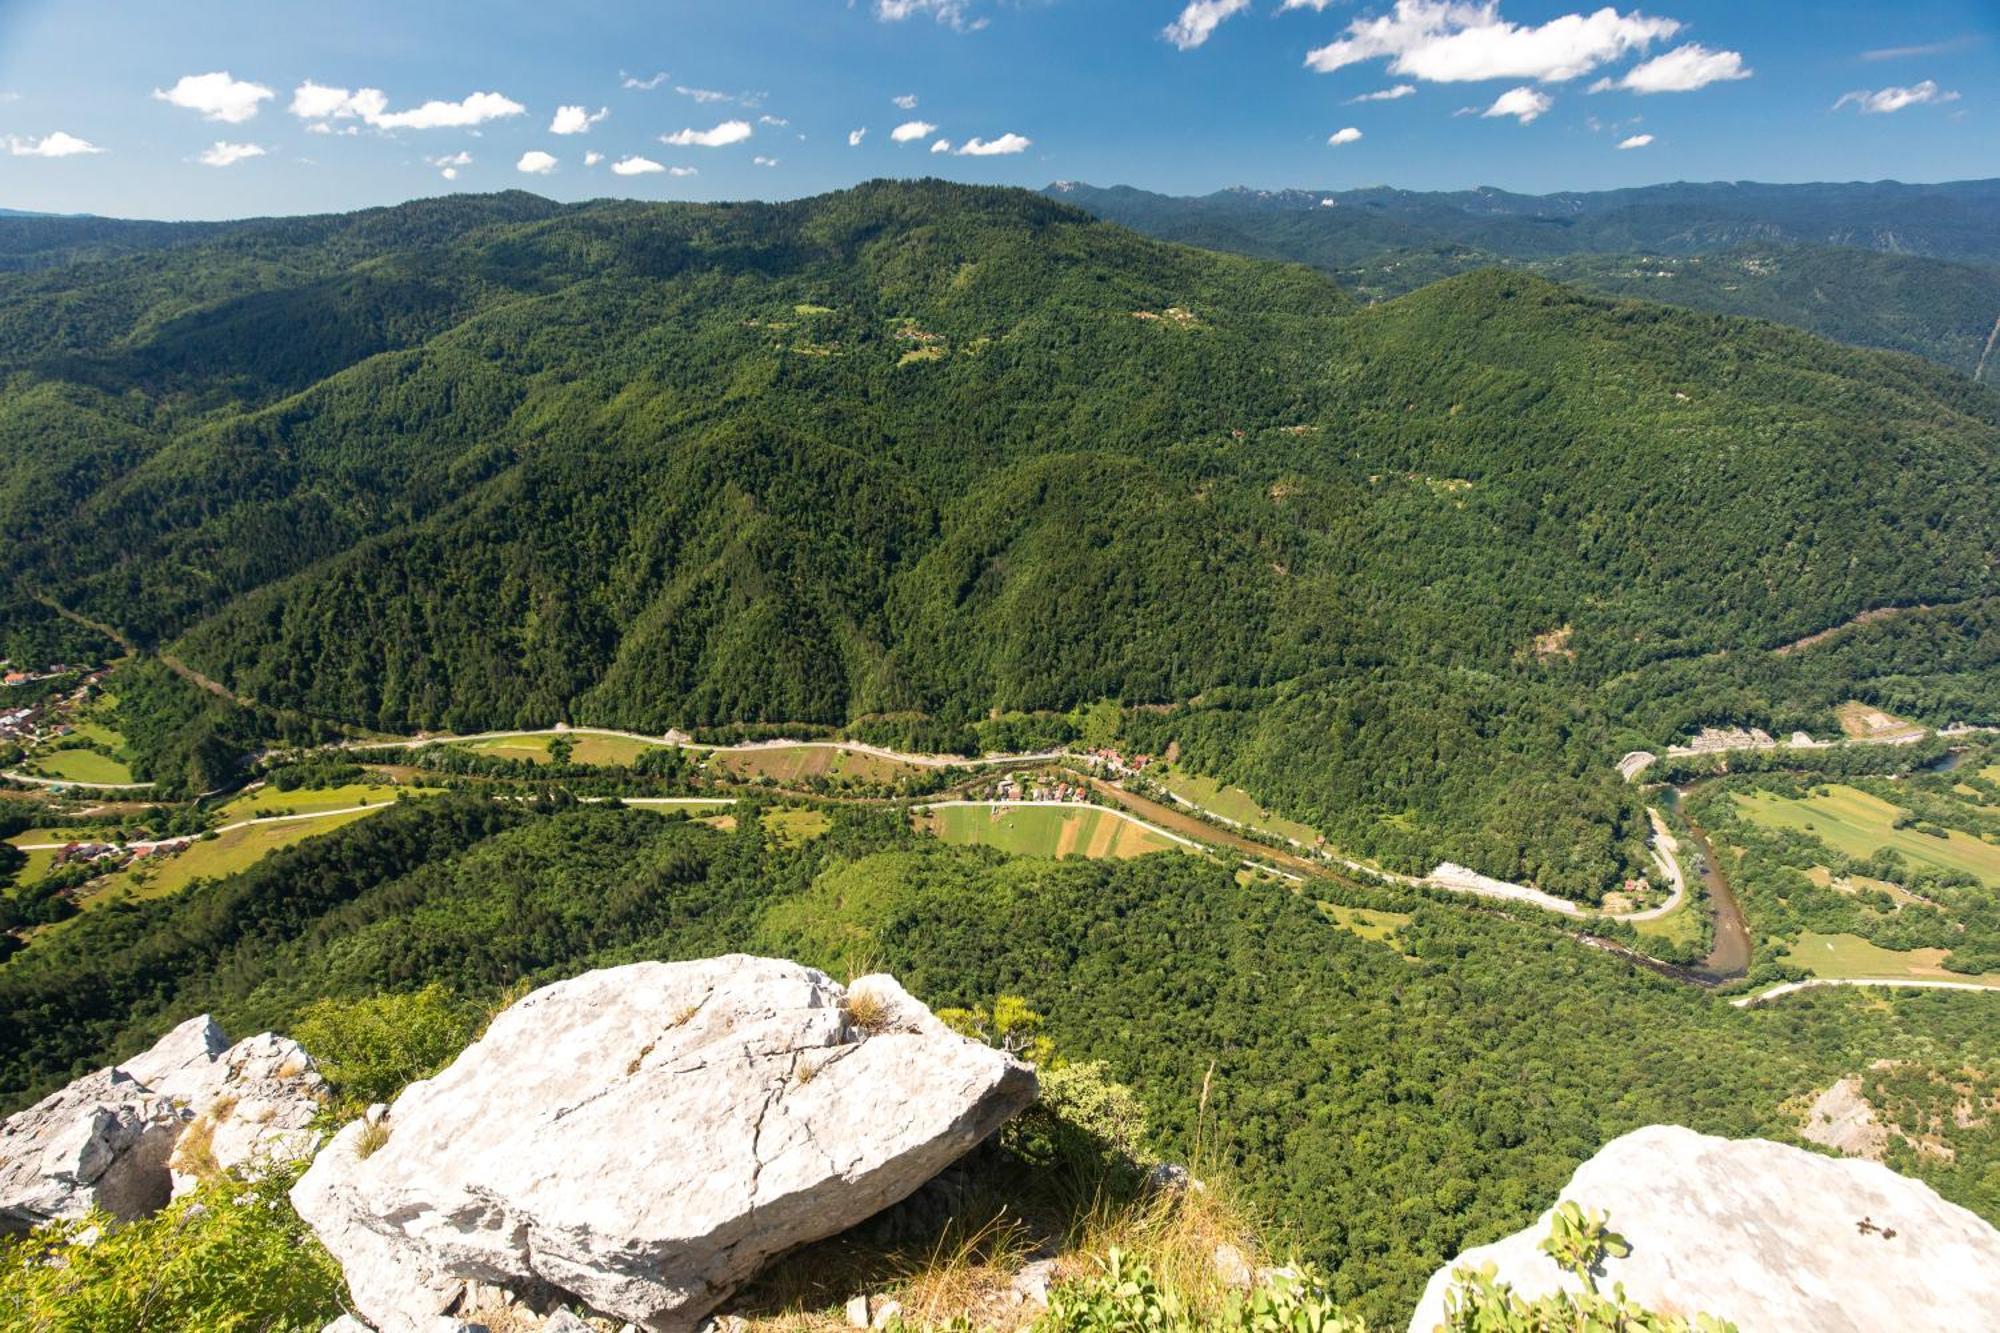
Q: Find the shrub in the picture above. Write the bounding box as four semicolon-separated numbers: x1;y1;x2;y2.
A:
0;1167;343;1331
291;981;482;1111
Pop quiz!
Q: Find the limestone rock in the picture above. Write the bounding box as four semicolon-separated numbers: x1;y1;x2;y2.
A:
293;956;1037;1333
1407;1124;2000;1333
1801;1076;1889;1161
0;1015;325;1231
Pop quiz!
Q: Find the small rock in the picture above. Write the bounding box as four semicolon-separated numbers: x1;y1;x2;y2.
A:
1142;1162;1192;1199
1212;1242;1253;1291
845;1294;872;1328
1010;1258;1058;1306
321;1318;372;1333
543;1310;595;1333
870;1298;903;1328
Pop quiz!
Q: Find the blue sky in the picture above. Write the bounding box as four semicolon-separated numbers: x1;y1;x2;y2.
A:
0;0;1994;219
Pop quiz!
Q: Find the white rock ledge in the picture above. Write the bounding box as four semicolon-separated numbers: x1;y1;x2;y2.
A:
1407;1124;2000;1333
293;956;1038;1333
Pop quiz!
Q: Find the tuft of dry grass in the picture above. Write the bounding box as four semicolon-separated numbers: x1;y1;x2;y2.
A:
353;1119;390;1160
168;1115;221;1183
843;990;890;1035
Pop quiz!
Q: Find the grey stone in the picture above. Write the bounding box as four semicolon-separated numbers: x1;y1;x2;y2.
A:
1407;1125;2000;1333
293;957;1037;1333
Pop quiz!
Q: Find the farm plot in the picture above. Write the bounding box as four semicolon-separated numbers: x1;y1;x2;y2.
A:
1734;785;2000;887
920;803;1199;861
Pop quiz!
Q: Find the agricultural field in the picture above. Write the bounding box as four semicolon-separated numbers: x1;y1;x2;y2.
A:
568;734;669;767
762;807;833;846
456;733;556;763
216;782;432;821
709;744;930;788
1150;766;1322;847
1629;890;1705;952
78;807;386;909
1319;903;1411;949
1780;931;2000;986
22;748;136;785
1734;785;2000;886
919;803;1200;861
1834;701;1927;742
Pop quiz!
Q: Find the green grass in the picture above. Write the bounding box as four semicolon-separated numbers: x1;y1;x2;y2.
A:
26;749;137;785
1152;767;1322;847
69;718;127;751
568;734;668;767
920;804;1197;860
216;783;433;820
1780;931;2000;986
710;745;927;787
1735;785;2000;887
763;807;832;847
1630;890;1705;951
1319;903;1411;945
458;734;555;763
86;808;385;905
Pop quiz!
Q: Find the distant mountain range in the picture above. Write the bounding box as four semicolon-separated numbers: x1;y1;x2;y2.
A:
1046;179;2000;378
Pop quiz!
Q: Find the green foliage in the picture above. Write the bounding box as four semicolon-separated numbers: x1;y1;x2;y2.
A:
291;981;483;1110
1040;1249;1366;1333
0;1166;342;1332
1441;1205;1735;1332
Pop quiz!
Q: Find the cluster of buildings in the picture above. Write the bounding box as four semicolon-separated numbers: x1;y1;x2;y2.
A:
988;772;1091;804
1078;747;1156;777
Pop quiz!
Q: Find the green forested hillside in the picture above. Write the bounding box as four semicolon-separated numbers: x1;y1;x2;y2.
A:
1049;180;2000;376
4;181;1998;895
3;800;1996;1325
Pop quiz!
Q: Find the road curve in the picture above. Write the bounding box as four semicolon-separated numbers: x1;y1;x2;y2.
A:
1732;977;2000;1008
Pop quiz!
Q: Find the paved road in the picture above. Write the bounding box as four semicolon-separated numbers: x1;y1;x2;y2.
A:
337;726;1064;771
1732;977;2000;1008
3;769;156;791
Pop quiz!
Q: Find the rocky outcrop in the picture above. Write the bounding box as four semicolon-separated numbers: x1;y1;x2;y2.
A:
293;956;1037;1333
0;1015;325;1231
1407;1124;2000;1333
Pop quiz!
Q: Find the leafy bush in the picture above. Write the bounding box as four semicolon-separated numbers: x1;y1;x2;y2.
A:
0;1167;342;1331
291;981;482;1110
1040;1248;1365;1332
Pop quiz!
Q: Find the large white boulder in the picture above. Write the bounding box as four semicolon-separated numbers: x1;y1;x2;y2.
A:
1408;1124;2000;1332
0;1015;326;1231
292;957;1037;1333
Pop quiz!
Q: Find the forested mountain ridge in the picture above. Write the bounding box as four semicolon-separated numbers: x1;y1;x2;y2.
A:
1047;178;2000;376
5;180;1998;895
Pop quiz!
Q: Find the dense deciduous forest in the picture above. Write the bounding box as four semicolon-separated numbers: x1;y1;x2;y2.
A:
2;181;1997;894
1049;179;2000;375
0;801;1995;1326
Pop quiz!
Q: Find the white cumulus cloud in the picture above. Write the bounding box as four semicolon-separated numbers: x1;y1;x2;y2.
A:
621;71;669;91
428;150;471;179
662;119;752;147
288;83;523;130
517;150;558;175
1593;43;1751;93
891;119;938;143
1833;79;1961;114
1348;84;1417;103
753;155;778;166
197;141;266;167
1482;86;1552;123
1164;0;1252;51
611;155;665;175
676;86;732;104
894;94;919;110
1305;1;1678;84
584;150;604;166
5;131;105;157
1327;126;1364;145
550;105;608;134
875;0;985;32
848;127;868;146
760;115;790;127
670;165;698;176
154;72;273;123
957;132;1031;155
931;138;952;153
1617;132;1654;148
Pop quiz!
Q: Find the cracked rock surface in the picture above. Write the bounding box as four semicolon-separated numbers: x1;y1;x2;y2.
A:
1406;1124;2000;1333
292;956;1038;1333
0;1014;326;1231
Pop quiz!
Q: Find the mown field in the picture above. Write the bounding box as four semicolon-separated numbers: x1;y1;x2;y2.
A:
23;748;137;785
1781;931;2000;986
919;803;1199;860
1735;785;2000;887
81;808;385;909
709;745;930;787
217;782;429;820
1151;766;1323;847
